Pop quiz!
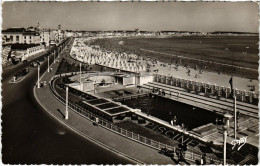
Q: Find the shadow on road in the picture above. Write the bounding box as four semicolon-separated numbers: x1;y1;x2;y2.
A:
171;156;191;165
57;109;65;119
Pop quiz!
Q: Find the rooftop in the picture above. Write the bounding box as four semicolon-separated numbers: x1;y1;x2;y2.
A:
2;27;26;33
2;27;40;36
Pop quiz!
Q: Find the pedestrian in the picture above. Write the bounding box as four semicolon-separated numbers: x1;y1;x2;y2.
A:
202;153;206;165
162;90;166;96
181;123;185;130
200;155;204;165
176;151;180;164
210;158;214;164
173;116;177;125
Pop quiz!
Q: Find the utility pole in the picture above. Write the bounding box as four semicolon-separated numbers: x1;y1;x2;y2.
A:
65;86;69;120
37;65;40;88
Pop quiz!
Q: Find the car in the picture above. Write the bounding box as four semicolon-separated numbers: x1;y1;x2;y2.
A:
30;62;38;67
21;68;30;76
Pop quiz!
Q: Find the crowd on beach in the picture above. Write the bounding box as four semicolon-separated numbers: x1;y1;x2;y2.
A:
89;38;209;77
92;38;258;80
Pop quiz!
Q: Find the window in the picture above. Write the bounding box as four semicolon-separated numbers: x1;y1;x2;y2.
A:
16;36;19;42
30;36;32;39
10;36;13;41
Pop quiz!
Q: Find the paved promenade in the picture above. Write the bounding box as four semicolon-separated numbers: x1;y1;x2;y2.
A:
34;48;189;164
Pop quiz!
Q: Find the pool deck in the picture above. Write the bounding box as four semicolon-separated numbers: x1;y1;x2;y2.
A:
34;46;190;164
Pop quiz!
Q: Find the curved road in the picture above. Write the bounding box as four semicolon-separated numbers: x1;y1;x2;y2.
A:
2;43;134;164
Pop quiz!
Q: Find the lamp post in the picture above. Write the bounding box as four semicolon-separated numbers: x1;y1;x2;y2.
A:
223;112;232;166
234;95;237;139
224;113;233;128
65;86;69;120
47;56;50;72
53;52;55;64
223;125;228;166
37;65;40;88
79;63;82;90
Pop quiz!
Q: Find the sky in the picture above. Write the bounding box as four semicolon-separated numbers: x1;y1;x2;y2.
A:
2;2;259;32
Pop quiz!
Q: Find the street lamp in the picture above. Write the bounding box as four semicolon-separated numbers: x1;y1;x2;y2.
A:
37;65;40;88
47;56;50;72
79;63;82;90
224;113;233;128
53;52;55;64
234;95;237;139
223;125;228;166
223;111;232;166
65;86;69;120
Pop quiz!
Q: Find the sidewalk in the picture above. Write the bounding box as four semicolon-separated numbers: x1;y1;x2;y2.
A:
34;47;187;164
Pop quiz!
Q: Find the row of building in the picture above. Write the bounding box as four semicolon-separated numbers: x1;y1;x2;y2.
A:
2;23;66;46
4;25;256;46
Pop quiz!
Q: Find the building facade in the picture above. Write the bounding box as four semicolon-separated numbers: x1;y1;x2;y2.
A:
2;27;41;45
40;31;50;46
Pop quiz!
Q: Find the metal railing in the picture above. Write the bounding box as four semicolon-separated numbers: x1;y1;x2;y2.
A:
48;75;225;165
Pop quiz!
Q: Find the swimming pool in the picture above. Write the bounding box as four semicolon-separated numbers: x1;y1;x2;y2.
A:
121;95;223;130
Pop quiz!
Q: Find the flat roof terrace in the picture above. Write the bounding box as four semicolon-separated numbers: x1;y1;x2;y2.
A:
96;102;119;109
86;98;109;105
104;106;129;115
82;99;130;117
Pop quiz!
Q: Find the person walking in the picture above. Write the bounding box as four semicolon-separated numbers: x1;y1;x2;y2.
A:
200;154;204;165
